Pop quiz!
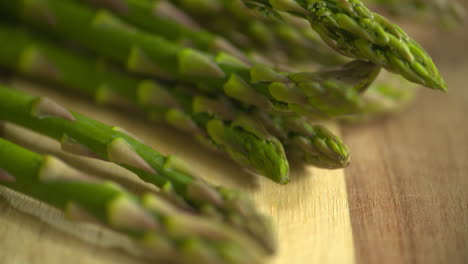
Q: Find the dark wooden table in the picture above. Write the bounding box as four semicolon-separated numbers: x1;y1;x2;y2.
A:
343;25;468;263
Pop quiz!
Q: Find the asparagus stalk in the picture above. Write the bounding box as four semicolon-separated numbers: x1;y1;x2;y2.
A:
0;137;269;263
179;88;351;169
242;0;447;91
0;23;354;171
276;11;349;66
1;121;180;199
0;85;276;254
272;21;340;65
176;0;289;62
0;0;380;119
171;1;258;52
235;1;348;66
172;0;342;65
77;0;253;64
342;73;418;122
0;23;289;184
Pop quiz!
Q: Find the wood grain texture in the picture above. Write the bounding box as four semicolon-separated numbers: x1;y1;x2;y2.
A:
0;80;355;264
343;28;468;264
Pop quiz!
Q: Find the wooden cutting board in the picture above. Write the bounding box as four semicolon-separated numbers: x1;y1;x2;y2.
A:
0;26;467;264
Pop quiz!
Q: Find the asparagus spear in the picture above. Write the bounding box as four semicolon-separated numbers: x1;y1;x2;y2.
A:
77;0;253;64
241;0;447;91
0;23;354;170
0;0;380;118
2;121;192;207
171;0;341;65
0;85;276;254
256;113;350;168
342;73;419;122
276;11;348;66
171;0;259;52
174;0;296;62
181;88;351;169
0;136;270;263
232;1;348;66
272;20;341;65
0;23;289;184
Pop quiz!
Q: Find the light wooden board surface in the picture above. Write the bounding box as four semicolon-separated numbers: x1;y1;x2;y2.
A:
1;23;467;264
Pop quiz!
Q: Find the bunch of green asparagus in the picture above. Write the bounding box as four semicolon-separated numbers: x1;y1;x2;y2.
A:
0;0;458;261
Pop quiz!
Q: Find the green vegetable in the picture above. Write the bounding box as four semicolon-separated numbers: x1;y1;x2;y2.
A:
0;137;266;263
242;0;447;90
0;85;276;254
0;23;289;184
0;0;380;118
342;73;419;122
78;0;252;63
257;114;350;168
